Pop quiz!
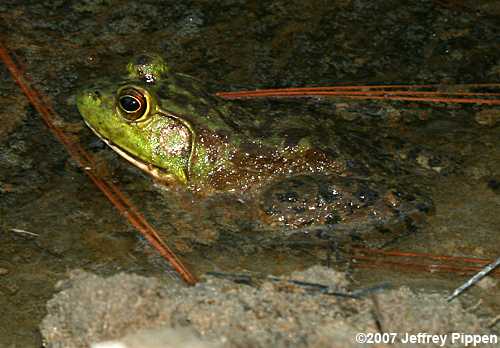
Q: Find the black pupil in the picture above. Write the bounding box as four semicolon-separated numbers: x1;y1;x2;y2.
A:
120;96;140;112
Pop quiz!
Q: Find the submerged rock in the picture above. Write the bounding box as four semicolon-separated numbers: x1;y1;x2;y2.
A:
40;266;496;348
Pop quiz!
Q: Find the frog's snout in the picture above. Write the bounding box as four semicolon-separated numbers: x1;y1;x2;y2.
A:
76;89;103;111
81;89;101;101
89;90;101;99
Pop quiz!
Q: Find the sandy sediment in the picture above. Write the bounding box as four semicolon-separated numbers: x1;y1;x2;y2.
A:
40;266;496;348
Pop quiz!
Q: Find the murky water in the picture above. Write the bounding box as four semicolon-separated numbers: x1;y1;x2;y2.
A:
1;0;499;346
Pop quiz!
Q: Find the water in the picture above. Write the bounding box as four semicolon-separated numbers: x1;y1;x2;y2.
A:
0;0;499;346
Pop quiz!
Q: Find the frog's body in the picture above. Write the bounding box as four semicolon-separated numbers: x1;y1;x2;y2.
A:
77;54;432;238
78;55;344;192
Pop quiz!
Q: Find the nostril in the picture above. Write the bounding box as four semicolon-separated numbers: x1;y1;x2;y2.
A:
85;90;101;101
79;90;102;106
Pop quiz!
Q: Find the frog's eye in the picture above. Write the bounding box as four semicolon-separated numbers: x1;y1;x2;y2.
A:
117;87;148;121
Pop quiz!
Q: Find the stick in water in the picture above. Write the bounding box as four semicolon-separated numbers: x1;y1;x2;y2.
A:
447;256;500;301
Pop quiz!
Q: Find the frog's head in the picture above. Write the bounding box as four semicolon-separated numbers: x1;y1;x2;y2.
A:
76;54;195;185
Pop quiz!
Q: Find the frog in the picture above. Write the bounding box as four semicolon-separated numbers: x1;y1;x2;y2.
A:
76;53;433;247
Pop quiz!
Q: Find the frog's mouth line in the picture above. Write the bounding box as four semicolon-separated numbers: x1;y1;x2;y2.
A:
84;121;175;183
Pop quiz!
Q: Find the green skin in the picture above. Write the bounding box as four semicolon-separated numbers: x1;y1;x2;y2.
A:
77;54;432;233
77;54;343;193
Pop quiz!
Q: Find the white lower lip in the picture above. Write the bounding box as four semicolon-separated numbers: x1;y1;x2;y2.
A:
84;121;154;176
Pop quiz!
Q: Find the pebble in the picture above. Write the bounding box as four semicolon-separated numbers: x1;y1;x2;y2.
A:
475;109;500;127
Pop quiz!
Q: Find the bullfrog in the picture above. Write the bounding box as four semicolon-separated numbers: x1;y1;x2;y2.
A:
77;54;433;245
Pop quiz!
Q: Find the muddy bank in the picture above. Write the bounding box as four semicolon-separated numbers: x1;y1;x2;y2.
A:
40;266;498;348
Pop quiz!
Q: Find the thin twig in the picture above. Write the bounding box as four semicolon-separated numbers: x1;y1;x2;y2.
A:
351;282;392;298
10;228;39;237
207;271;390;299
488;314;500;328
353;248;493;265
0;41;197;285
218;83;500;93
370;293;385;333
351;248;500;281
216;84;500;105
352;255;500;276
447;256;500;301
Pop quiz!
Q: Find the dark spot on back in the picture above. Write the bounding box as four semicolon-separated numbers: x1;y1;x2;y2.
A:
135;54;152;65
281;128;310;147
488;179;499;192
276;191;298;203
356;186;379;205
